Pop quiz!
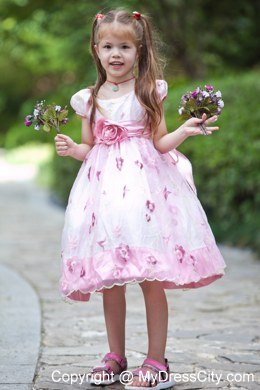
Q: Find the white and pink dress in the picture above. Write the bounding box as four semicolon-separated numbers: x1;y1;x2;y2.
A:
59;80;226;302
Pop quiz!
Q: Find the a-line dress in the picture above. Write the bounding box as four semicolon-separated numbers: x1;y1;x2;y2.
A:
59;80;226;302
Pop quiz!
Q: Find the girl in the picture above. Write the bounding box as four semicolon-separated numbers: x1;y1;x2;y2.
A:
55;9;226;389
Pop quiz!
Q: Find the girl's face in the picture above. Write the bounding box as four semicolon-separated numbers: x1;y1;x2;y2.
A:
94;33;138;83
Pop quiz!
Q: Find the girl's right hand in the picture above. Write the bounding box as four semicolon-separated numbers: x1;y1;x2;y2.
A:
54;134;77;157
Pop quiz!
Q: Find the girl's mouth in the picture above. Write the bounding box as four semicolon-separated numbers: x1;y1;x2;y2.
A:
110;62;124;69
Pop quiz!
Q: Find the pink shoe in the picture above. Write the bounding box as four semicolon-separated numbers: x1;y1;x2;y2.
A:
125;358;174;390
90;352;127;385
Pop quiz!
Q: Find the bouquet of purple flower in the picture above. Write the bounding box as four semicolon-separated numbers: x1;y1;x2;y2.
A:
24;101;69;133
178;85;224;135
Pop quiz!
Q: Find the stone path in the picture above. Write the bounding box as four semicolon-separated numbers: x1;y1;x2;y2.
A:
0;153;259;389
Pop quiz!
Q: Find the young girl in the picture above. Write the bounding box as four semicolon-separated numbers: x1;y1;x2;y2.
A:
55;8;226;389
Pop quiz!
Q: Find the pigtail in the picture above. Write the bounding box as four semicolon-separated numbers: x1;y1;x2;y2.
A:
89;15;107;128
135;14;165;137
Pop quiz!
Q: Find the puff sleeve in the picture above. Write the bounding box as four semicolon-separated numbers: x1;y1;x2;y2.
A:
156;79;168;102
70;89;91;118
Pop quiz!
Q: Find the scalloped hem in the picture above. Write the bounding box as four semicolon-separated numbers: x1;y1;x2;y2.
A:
60;271;225;303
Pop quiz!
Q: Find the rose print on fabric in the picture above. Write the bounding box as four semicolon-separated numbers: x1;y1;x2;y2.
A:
115;243;131;263
187;255;198;267
146;200;155;212
64;257;86;284
95;118;128;145
87;166;91;181
113;264;122;279
175;244;186;264
146;255;157;265
116;157;124;171
123;185;130;198
135;160;144;169
146;214;151;222
89;212;96;234
96;170;101;181
97;239;106;250
163;186;171;200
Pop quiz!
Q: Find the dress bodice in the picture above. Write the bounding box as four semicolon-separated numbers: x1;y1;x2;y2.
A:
70;80;168;140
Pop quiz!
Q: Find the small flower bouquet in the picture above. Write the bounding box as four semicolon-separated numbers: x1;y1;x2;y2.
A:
178;85;224;135
24;101;69;133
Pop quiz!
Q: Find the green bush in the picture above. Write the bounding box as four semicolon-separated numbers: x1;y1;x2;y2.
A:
168;70;260;254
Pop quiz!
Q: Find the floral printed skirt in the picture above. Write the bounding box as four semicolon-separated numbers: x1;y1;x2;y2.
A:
59;137;226;302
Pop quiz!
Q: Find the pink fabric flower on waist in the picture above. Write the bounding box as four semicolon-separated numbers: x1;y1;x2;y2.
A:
95;118;128;145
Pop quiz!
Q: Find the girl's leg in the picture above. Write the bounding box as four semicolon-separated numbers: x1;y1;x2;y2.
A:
129;280;168;387
92;285;126;378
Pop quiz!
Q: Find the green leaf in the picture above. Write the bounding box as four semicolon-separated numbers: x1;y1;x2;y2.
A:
58;110;68;121
43;124;51;132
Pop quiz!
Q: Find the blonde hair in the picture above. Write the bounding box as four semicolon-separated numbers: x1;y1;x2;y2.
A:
88;8;166;138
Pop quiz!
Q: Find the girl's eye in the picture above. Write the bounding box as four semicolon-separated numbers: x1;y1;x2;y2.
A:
122;45;130;49
104;45;111;49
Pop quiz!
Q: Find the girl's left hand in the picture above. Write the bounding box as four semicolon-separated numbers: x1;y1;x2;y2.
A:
181;113;219;137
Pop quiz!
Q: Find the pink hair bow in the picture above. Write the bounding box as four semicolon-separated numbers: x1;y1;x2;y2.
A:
133;11;142;20
96;13;104;20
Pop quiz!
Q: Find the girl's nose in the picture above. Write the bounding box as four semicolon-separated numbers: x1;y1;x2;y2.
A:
112;47;121;56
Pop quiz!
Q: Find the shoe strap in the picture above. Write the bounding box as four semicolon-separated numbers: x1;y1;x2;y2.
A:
142;358;169;373
102;352;127;369
92;363;113;374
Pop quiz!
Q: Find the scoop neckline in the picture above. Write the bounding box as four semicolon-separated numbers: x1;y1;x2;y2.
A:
96;89;135;101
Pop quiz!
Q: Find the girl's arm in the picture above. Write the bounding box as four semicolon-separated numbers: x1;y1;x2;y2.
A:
153;111;219;154
54;117;94;161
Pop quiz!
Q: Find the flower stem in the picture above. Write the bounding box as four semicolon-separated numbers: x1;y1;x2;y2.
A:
192;113;208;136
199;123;208;136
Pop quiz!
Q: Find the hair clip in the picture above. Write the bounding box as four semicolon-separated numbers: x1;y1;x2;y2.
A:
96;13;104;20
133;11;142;20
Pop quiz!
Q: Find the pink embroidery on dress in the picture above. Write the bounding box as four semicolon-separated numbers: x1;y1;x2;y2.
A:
113;265;122;278
115;243;131;262
175;244;185;264
96;170;101;181
135;160;144;169
146;214;151;222
189;255;197;266
146;255;157;265
97;239;106;249
64;257;86;284
116;157;124;171
163;186;171;200
89;212;96;234
123;185;130;198
87;166;91;181
146;200;155;212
